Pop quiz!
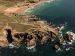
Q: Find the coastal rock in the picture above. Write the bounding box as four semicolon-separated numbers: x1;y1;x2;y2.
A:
0;13;60;49
0;0;75;52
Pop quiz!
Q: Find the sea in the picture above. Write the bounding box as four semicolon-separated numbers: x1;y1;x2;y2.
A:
28;0;75;56
1;0;75;56
29;0;75;33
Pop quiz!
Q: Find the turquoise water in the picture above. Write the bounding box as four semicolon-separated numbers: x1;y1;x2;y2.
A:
30;0;75;32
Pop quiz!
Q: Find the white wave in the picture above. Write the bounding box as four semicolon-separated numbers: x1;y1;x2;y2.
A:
68;41;73;45
60;26;65;31
46;0;55;3
66;31;75;40
56;48;62;52
8;43;14;49
24;0;55;13
26;46;36;52
65;48;70;51
26;46;35;50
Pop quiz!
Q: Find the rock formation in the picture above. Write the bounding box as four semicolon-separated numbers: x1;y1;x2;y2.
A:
0;14;60;49
0;0;75;52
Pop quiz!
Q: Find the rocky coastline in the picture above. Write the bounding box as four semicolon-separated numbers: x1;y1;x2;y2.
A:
0;15;75;52
0;0;75;52
0;15;59;48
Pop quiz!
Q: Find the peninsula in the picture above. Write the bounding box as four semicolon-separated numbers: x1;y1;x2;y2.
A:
0;0;75;52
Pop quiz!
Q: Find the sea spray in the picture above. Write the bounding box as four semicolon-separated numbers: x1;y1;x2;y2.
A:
26;47;36;52
46;0;55;3
8;43;14;49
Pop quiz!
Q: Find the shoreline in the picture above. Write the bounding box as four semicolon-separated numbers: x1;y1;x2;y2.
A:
0;0;75;53
24;0;55;13
4;0;55;16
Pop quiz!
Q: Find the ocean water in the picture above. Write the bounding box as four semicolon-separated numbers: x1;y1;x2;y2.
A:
29;0;75;32
1;0;75;56
26;0;75;56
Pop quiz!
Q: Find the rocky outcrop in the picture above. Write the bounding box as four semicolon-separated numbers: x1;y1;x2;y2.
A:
0;18;59;49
